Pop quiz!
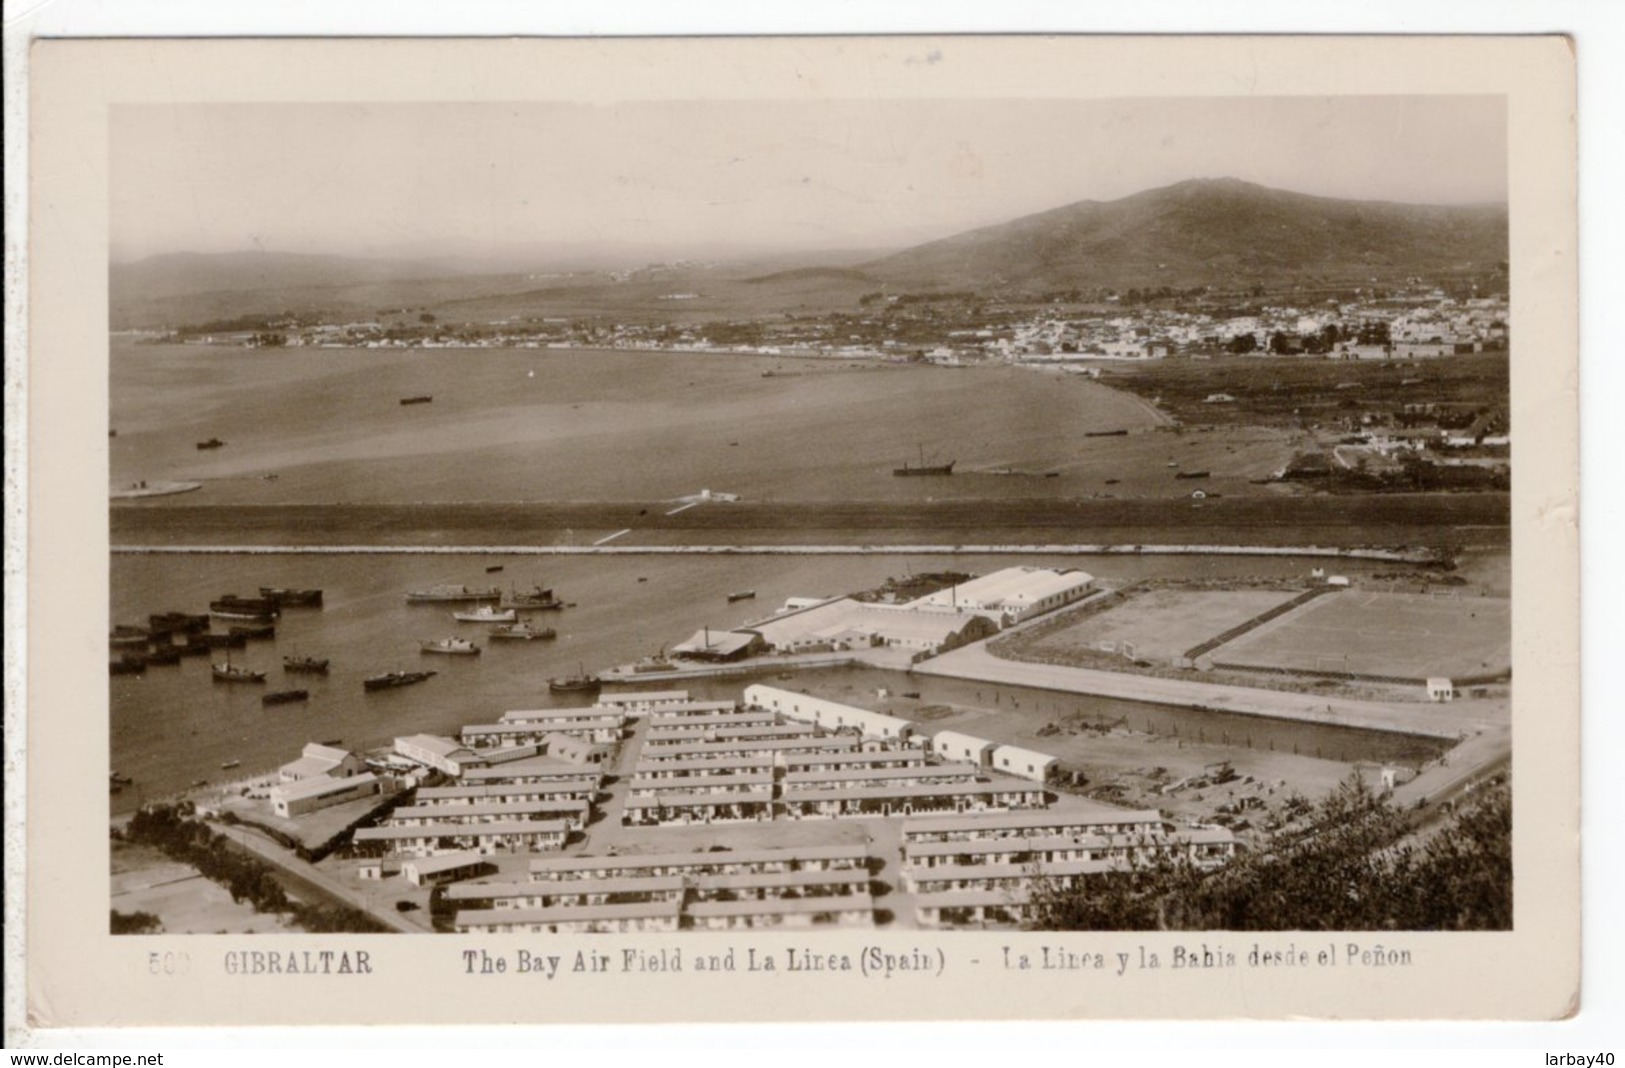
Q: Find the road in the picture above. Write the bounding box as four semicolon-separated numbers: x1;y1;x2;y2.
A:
213;822;423;933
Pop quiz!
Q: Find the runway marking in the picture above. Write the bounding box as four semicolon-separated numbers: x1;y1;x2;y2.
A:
593;529;632;546
665;502;699;516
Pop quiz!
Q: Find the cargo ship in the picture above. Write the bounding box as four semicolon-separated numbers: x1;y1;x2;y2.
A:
283;655;330;675
259;587;324;607
548;667;601;695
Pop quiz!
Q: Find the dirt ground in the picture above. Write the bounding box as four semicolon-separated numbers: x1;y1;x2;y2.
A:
111;840;291;935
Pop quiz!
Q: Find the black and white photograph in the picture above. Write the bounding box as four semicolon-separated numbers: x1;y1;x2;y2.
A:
16;34;1582;1029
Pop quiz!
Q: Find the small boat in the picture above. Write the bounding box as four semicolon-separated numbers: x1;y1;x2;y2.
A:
283;655;330;675
489;621;556;642
364;670;437;692
548;667;601;695
110;657;146;676
262;689;309;707
405;584;501;604
189;779;210;789
727;590;757;603
1174;470;1211;480
199;632;249;649
452;604;517;623
893;445;954;477
399;395;433;406
110;772;134;786
230;622;277;640
212;660;267;684
220;759;242;770
259;587;323;607
421;636;480;656
485;565;505;574
174;639;211;658
501;584;564;611
196;438;226;450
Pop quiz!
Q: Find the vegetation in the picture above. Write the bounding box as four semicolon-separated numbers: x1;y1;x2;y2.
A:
1026;773;1510;932
118;802;388;934
110;909;163;934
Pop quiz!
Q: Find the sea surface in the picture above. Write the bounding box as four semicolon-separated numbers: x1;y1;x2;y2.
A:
110;550;1447;813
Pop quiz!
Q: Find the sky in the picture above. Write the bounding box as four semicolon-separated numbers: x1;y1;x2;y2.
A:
110;96;1507;263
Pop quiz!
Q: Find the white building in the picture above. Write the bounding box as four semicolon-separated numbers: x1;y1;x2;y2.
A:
278;742;366;783
932;730;995;769
269;771;382;818
990;744;1059;784
908;567;1096;624
744;685;920;743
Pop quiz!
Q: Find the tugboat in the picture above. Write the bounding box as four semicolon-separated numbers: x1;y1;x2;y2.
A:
283;655;330;675
420;637;481;656
489;621;556;642
363;670;437;692
452;604;517;623
548;666;601;695
501;584;565;611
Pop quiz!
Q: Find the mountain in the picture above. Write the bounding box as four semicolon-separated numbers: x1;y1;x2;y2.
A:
863;178;1508;292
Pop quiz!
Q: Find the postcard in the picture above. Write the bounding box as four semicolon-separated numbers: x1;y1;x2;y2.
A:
15;34;1577;1030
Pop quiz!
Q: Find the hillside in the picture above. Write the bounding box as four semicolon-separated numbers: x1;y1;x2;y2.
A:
864;178;1508;293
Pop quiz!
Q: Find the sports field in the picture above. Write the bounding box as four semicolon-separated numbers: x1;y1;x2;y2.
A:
1024;587;1303;663
1213;591;1511;680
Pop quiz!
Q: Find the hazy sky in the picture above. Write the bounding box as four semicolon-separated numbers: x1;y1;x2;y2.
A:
111;96;1506;262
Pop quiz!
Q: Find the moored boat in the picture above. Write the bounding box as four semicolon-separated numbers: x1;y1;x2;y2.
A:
420;636;481;656
210;595;281;618
110;656;147;676
212;660;267;684
399;395;433;405
548;667;601;695
149;611;211;634
230;622;277;640
363;670;437;692
143;647;182;666
501;584;564;610
405;584;502;604
110;625;151;647
727;590;757;603
283;655;330;675
199;632;249;649
220;759;242;770
489;621;556;642
452;604;517;623
262;689;309;707
893;444;954;477
196;437;226;450
259;587;324;607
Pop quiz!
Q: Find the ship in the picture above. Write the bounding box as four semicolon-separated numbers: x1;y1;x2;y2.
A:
199;632;249;649
489;621;557;642
229;622;277;640
364;670;437;692
548;667;601;695
148;611;210;635
211;661;267;684
1174;470;1211;480
220;759;242;770
452;604;517;623
405;584;502;604
261;689;309;707
893;445;955;477
727;590;757;603
283;655;330;675
500;584;564;611
143;647;182;666
399;395;433;406
110;625;151;647
196;437;226;450
259;587;324;607
420;636;481;656
212;591;282;617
